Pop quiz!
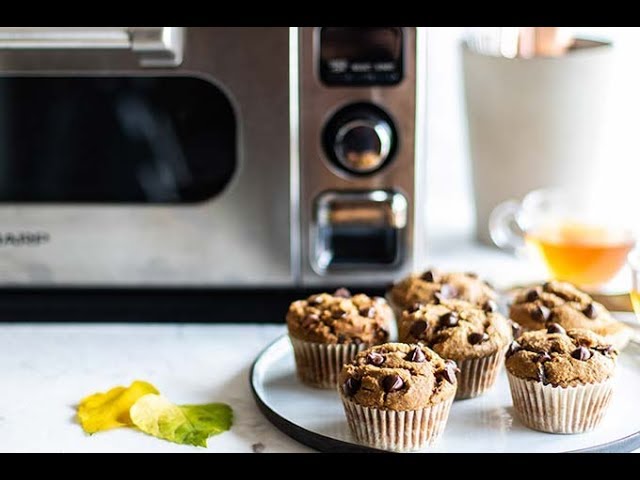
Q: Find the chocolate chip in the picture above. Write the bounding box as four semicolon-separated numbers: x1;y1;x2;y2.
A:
571;346;592;361
409;320;428;338
483;300;498;313
439;360;459;384
334;288;352;298
342;377;361;396
468;332;489;345
526;289;540;302
535;352;552;363
510;321;522;339
421;270;435;282
531;305;551;322
600;345;616;357
439;283;458;300
302;314;320;328
333;309;348;319
433;293;442;304
583;303;597;320
382;374;404;392
366;351;385;366
537;365;547;385
506;341;522;358
542;281;552;291
359;307;376;318
439;312;459;328
409;302;424;313
546;323;566;335
406;347;426;363
447;359;459;370
337;334;346;344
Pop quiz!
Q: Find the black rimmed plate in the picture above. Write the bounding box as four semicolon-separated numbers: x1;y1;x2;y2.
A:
251;329;640;453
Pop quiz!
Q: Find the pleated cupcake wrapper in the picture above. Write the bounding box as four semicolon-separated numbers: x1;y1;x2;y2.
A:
507;372;614;434
290;337;368;389
340;395;455;452
455;348;506;400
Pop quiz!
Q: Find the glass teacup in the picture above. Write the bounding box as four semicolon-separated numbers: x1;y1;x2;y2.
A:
490;188;635;290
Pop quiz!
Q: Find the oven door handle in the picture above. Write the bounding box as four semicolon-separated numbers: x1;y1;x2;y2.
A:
0;27;184;67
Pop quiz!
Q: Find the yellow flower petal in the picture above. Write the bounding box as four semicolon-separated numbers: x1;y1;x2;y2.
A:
77;380;159;434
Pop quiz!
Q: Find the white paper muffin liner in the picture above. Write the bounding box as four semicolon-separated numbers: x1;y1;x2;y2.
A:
507;372;614;434
455;348;507;399
289;337;368;389
340;395;454;452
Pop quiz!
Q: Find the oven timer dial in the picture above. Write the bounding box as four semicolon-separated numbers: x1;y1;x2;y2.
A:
323;103;397;175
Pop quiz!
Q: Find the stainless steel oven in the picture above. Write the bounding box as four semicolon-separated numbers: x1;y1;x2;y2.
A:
0;27;426;287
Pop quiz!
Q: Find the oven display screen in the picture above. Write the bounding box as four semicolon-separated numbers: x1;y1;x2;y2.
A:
320;27;403;86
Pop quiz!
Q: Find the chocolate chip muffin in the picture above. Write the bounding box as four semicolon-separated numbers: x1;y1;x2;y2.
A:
287;288;392;388
339;343;457;451
509;280;631;350
505;326;618;434
398;299;511;399
387;269;497;319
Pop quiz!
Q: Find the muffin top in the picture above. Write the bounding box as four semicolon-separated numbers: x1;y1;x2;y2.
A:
389;269;497;310
339;343;458;410
398;299;512;360
509;281;626;338
505;326;618;387
286;288;391;345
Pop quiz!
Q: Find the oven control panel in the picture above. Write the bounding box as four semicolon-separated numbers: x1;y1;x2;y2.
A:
319;27;404;86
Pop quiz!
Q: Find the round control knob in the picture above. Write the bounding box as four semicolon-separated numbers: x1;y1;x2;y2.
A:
323;102;397;175
334;119;392;173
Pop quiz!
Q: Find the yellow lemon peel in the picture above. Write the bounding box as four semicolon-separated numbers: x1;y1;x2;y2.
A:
77;380;159;434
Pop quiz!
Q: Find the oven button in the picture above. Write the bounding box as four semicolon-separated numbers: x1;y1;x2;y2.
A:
334;119;392;173
324;103;397;175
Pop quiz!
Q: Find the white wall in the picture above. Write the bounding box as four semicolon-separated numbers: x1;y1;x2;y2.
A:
425;27;640;239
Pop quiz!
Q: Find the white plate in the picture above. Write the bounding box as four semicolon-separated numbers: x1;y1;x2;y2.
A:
251;329;640;452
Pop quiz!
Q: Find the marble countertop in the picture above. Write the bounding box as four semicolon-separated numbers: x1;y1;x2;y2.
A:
0;323;311;453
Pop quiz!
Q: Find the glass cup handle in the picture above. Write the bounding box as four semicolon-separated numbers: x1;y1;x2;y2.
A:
489;200;526;254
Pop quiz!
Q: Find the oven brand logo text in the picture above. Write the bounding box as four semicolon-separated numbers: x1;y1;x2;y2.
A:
0;232;50;247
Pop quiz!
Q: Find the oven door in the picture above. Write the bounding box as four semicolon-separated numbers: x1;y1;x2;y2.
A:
0;27;293;286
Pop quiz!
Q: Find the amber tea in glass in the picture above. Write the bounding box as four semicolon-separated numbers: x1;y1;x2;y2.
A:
491;189;635;290
525;221;635;288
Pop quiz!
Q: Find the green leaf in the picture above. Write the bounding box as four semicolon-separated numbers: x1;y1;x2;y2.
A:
129;394;233;447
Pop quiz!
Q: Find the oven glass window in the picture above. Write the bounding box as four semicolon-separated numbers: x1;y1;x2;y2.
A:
0;77;236;203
